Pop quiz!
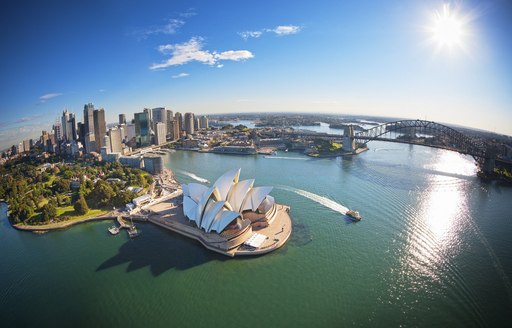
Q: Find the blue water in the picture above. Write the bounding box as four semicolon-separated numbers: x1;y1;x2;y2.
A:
1;141;511;327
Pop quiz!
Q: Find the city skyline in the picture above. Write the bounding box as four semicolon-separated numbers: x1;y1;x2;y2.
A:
1;0;511;150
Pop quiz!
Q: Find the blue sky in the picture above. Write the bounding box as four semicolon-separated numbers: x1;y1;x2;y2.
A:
1;0;511;149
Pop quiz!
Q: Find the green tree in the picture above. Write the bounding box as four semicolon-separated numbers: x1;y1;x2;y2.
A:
41;203;57;222
87;180;115;208
19;204;34;222
74;193;89;215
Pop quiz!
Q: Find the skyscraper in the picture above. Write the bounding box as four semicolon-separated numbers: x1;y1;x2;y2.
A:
155;122;166;145
83;103;96;153
107;128;123;153
184;112;195;135
174;112;183;135
93;108;106;152
119;114;126;125
166;109;173;138
53;120;62;141
61;109;76;142
200;115;209;130
152;107;167;137
135;112;151;147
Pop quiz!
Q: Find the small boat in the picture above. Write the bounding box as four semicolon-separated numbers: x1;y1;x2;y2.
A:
346;210;362;221
108;226;120;235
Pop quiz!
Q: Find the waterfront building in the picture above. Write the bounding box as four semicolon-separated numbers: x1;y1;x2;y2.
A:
169;120;180;141
199;115;209;130
93;109;106;152
155;122;166;145
119;113;126;125
194;117;199;131
143;155;163;174
134;112;151;147
184;112;195;135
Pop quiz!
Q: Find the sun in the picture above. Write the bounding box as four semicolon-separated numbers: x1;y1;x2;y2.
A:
428;3;471;52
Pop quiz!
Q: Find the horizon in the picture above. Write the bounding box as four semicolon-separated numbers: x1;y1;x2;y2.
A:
1;0;511;149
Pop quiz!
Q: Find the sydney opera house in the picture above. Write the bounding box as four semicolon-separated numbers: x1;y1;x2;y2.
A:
148;168;292;257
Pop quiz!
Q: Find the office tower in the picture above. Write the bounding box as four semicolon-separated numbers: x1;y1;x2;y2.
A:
93;108;106;152
174;112;182;135
66;113;76;142
107;128;122;153
166;109;173;138
152;107;167;137
143;108;152;128
200;115;209;130
22;139;30;152
169;120;180;141
76;122;85;144
194;117;199;130
83;103;96;153
119;113;126;125
53;121;62;141
184;112;195;135
155;122;166;145
135;112;151;147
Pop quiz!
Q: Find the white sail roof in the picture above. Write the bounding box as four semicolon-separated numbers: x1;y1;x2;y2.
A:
182;184;190;197
213;168;240;201
200;200;225;231
227;179;254;212
210;210;240;234
181;169;274;233
195;186;221;225
241;186;273;212
183;196;198;223
188;183;209;203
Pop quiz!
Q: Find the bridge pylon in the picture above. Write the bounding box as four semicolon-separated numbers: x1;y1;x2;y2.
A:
343;125;356;152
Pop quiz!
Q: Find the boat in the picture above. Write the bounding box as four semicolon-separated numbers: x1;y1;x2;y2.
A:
108;226;120;235
346;210;362;221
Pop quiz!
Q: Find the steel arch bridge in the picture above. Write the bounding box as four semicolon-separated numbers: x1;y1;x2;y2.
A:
354;119;488;160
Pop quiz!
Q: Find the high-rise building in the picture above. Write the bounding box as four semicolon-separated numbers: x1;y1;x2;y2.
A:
170;120;180;141
61;110;76;142
184;112;195;135
22;139;30;153
174;112;183;135
194;117;199;131
200;116;209;130
61;110;69;141
53;121;62;141
143;108;152;128
93;109;106;152
155;122;166;145
119;113;126;125
135;112;151;147
152;107;167;137
107;128;122;153
83;103;96;153
166;109;173;138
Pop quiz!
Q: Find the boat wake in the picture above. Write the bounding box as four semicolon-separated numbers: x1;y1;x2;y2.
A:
178;170;210;183
264;156;308;160
279;186;349;215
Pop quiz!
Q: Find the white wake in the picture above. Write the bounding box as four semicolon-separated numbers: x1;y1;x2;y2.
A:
279;186;349;214
179;170;210;183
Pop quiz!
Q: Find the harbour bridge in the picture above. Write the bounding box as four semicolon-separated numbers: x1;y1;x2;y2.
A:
284;119;503;173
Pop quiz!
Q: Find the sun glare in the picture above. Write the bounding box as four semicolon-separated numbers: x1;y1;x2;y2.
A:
427;3;473;53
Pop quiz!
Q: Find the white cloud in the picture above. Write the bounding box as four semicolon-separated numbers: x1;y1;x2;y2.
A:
39;93;62;103
172;73;190;78
133;10;196;40
215;50;254;61
239;31;263;40
272;25;301;36
150;37;253;70
239;25;302;39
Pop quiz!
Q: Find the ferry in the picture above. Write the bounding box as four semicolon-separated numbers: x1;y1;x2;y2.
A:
108;226;120;235
346;210;362;221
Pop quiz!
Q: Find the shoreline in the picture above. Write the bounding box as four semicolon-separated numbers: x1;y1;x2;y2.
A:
12;211;115;232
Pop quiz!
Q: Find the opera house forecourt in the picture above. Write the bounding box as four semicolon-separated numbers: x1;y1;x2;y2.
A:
148;169;292;257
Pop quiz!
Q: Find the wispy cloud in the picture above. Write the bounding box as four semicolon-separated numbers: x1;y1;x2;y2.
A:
132;9;195;40
172;72;190;79
150;37;253;70
239;25;302;40
39;93;63;103
98;89;106;93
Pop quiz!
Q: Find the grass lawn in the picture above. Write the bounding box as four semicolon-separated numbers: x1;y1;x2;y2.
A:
55;206;109;220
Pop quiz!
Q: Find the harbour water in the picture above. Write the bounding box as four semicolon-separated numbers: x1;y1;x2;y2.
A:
1;141;511;327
